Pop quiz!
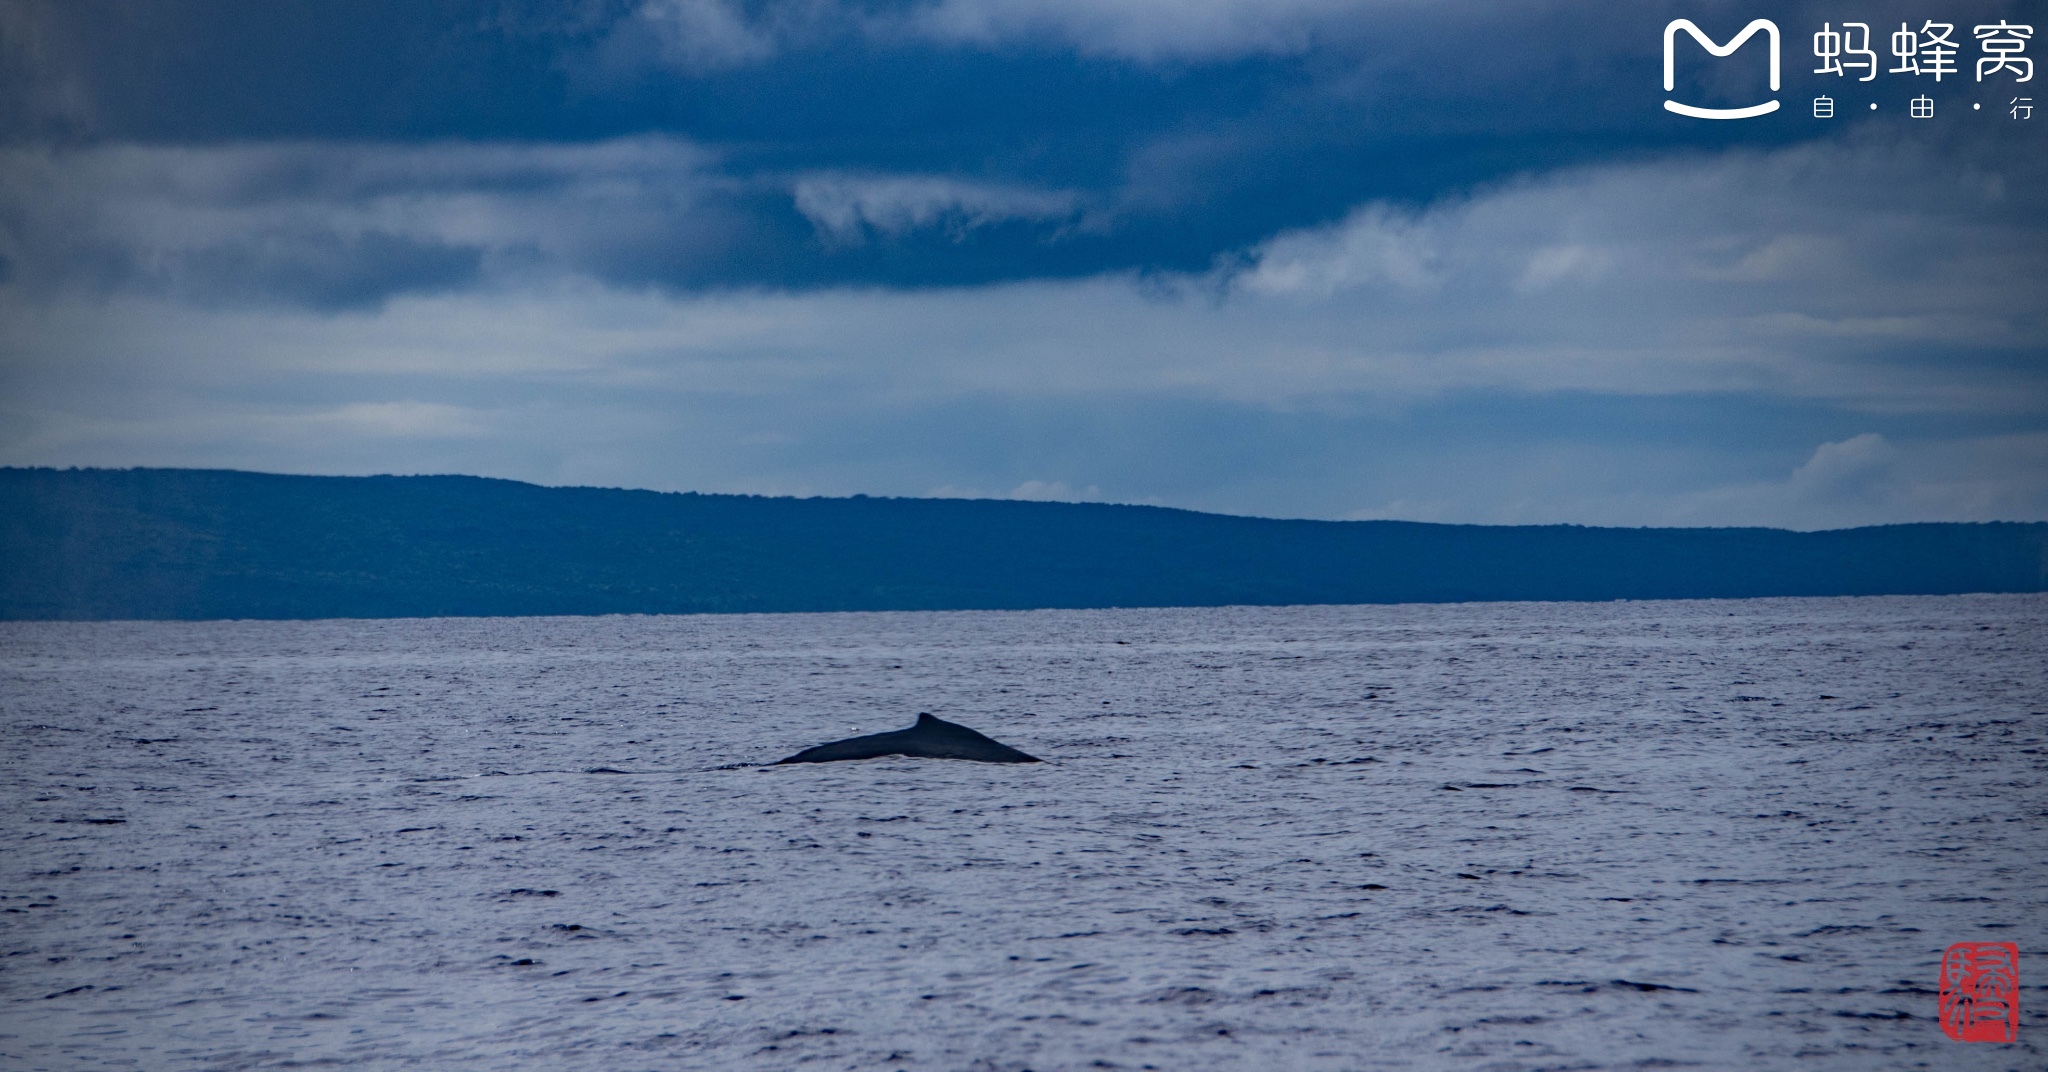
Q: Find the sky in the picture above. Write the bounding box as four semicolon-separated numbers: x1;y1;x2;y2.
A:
1;0;2044;528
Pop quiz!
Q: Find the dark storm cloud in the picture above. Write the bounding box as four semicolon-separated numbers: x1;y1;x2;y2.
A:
2;0;2043;526
0;137;807;308
6;0;2034;300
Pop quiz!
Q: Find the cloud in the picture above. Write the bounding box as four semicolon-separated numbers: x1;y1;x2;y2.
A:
0;0;95;138
18;2;2005;303
1211;129;2047;411
306;401;490;439
1787;432;1897;500
605;0;1417;71
635;0;780;71
900;0;1376;61
0;137;738;309
8;131;2043;412
924;479;1109;502
1514;244;1613;293
1638;432;2048;530
1233;204;1441;297
0;139;1138;304
792;173;1084;244
2;129;2043;525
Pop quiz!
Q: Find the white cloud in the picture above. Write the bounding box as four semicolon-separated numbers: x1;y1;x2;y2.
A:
902;0;1385;61
1514;244;1611;293
923;479;1109;502
636;0;778;71
1006;479;1101;501
1211;132;2046;410
1636;433;2048;531
305;401;490;439
1787;432;1897;498
791;173;1083;244
1235;204;1442;297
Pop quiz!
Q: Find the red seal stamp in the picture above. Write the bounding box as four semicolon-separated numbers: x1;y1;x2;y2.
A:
1938;941;2020;1043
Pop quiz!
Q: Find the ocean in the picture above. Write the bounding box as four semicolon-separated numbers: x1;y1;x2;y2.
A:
3;595;2042;1070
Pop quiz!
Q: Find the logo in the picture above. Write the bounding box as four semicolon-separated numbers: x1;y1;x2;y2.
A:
1664;19;1782;118
1939;941;2020;1043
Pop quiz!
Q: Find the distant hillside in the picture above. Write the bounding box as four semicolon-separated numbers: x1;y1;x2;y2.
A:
3;467;2044;621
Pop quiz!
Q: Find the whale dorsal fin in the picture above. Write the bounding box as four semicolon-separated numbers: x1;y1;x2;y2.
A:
915;712;938;725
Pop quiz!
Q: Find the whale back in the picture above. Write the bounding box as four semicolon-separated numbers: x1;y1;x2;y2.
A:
774;713;1039;764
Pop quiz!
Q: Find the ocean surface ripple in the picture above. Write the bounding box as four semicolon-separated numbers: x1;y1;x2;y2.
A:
2;595;2043;1070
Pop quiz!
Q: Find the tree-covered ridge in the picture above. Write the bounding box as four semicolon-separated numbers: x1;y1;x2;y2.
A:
4;468;2043;621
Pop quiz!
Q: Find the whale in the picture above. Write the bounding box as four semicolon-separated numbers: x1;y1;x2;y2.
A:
774;713;1041;764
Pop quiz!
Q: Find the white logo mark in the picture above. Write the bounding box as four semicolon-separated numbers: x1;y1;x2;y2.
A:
1664;19;1782;119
